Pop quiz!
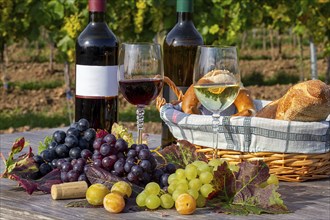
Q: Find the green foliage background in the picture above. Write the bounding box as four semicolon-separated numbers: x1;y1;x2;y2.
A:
0;0;329;63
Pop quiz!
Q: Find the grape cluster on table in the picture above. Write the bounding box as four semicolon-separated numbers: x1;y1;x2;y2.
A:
33;118;176;188
33;118;94;182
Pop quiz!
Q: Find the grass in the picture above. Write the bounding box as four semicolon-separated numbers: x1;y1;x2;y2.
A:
0;111;70;130
0;80;64;90
242;70;300;86
119;106;161;122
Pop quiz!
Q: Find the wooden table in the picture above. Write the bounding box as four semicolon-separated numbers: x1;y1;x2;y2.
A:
1;128;329;220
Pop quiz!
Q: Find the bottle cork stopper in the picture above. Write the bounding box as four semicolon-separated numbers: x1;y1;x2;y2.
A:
51;181;88;200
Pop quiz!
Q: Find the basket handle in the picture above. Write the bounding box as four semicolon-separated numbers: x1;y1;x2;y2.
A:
156;76;184;111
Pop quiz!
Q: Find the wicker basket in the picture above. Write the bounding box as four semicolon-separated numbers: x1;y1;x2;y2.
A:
156;77;330;182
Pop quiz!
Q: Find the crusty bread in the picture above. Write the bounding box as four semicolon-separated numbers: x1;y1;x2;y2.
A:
256;80;330;122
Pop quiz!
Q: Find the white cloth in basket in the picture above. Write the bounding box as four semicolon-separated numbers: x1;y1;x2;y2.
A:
160;100;330;154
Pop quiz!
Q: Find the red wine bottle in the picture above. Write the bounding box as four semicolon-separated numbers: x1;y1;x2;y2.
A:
161;0;203;147
75;0;118;132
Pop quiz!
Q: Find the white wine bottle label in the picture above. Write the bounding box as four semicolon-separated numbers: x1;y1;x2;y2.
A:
76;65;118;97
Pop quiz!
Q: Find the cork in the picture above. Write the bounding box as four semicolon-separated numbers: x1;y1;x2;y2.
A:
51;181;88;200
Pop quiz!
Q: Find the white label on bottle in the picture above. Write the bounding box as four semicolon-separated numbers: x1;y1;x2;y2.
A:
76;65;118;97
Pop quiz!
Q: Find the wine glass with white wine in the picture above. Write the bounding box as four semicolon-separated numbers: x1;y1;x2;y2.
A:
193;46;241;158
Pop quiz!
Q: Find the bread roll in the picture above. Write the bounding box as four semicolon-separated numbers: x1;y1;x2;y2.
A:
256;80;330;121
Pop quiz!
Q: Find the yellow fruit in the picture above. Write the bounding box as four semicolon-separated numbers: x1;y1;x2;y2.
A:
86;183;110;206
111;181;132;197
208;87;225;94
103;192;125;213
175;193;196;215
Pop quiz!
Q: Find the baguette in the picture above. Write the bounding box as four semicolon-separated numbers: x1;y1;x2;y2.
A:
256;80;330;121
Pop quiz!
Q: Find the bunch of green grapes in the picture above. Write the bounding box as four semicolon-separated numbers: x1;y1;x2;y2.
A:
136;182;174;210
63;13;82;39
134;0;147;34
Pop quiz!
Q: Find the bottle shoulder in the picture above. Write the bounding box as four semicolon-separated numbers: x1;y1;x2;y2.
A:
77;23;118;47
165;22;203;46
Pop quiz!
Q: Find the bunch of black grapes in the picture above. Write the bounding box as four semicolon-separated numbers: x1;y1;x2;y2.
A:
92;134;176;186
33;118;94;181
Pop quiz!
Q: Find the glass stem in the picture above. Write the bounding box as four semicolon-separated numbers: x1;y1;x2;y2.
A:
212;114;220;159
136;105;145;144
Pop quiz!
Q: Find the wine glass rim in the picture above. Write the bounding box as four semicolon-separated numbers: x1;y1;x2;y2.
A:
198;45;237;49
121;42;161;46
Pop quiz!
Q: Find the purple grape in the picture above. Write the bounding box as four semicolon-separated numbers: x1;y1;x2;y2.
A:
92;151;102;160
77;118;89;132
78;138;89;150
93;138;103;150
69;147;81;159
114;160;125;174
149;155;157;170
93;159;102;167
102;156;116;170
116;152;125;159
56;159;66;169
127;172;138;182
111;170;120;176
53;130;66;144
73;163;84;173
33;155;44;165
115;138;128;152
67;170;79;182
131;165;143;177
51;159;58;169
78;174;87;182
55;144;69;158
166;163;176;174
77;158;86;166
108;144;117;155
139;160;152;172
81;149;92;160
67;127;80;137
39;163;52;176
61;162;73;172
130;144;137;150
40;149;56;162
61;171;69;182
103;133;116;145
65;135;79;148
126;157;137;164
138;149;151;160
127;149;137;158
100;143;111;156
48;141;58;150
124;162;134;173
153;169;164;182
84;128;96;142
140;172;151;184
135;144;144;153
70;122;79;129
160;173;170;187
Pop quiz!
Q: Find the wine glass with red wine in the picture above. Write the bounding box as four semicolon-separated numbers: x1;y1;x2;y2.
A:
118;43;164;144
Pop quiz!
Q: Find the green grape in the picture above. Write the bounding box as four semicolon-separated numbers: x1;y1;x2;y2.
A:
187;188;199;200
168;173;177;184
177;179;188;186
176;183;189;192
145;194;161;210
189;178;202;191
160;193;174;209
200;183;214;198
185;164;198;180
136;191;148;207
196;193;206;208
267;174;279;185
172;189;186;201
192;160;207;167
199;171;214;184
145;182;160;195
197;163;211;175
167;183;177;194
175;168;186;179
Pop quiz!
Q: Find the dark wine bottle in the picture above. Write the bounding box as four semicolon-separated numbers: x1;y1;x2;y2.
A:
75;0;118;132
161;0;203;147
